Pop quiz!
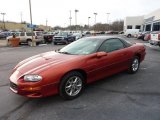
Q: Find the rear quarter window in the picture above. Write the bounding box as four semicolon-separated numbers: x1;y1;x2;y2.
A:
26;32;35;36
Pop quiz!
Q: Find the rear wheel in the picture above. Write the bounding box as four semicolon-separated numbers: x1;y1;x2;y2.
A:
127;34;131;38
128;56;140;74
59;71;85;100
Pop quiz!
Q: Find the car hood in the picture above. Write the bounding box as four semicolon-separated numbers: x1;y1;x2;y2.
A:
11;51;81;82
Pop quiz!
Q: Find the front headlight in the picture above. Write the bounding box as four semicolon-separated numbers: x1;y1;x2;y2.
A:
24;75;42;82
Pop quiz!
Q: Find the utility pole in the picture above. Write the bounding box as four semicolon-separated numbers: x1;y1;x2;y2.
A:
75;9;79;31
94;13;97;24
1;13;6;30
106;13;110;31
88;17;91;29
20;12;23;23
69;10;72;31
46;19;48;31
29;0;35;46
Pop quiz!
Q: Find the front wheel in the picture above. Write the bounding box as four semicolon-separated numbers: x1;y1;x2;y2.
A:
128;56;140;74
59;71;85;100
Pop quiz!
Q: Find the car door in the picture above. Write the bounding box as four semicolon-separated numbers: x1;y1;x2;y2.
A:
19;32;25;42
88;38;131;82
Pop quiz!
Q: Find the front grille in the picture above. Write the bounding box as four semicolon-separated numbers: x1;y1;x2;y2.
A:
10;82;18;91
54;37;63;41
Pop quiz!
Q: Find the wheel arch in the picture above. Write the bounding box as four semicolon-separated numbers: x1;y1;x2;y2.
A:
134;53;141;61
60;69;87;83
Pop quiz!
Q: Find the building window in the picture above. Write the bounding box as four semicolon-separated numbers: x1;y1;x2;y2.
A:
127;25;132;29
145;24;151;31
152;22;160;31
135;25;141;29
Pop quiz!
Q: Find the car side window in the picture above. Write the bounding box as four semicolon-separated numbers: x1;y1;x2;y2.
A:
20;32;25;36
99;39;125;53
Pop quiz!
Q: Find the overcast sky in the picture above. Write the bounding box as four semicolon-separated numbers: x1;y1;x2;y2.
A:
0;0;160;27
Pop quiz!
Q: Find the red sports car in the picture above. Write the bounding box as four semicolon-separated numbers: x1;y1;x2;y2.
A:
10;36;146;100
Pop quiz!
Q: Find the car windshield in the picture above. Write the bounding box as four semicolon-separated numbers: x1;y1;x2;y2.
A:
57;32;68;37
36;32;43;36
59;38;101;55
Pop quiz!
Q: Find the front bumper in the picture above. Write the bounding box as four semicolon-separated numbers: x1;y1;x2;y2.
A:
149;40;160;46
10;80;59;98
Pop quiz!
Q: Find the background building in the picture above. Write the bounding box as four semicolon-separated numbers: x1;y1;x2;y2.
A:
0;21;51;32
124;16;144;31
124;8;160;32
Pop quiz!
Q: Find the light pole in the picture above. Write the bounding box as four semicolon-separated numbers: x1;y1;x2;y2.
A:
88;17;91;28
106;13;110;31
1;13;6;30
94;13;97;25
20;12;23;23
69;10;72;30
75;9;79;31
46;19;48;31
29;0;35;46
106;13;110;24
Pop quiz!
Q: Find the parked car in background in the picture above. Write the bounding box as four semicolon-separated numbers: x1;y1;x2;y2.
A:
143;32;151;41
137;31;150;40
0;31;12;39
149;31;160;47
8;31;44;45
10;36;146;99
124;29;141;37
0;33;7;39
7;32;21;41
118;31;124;34
43;32;55;43
53;32;76;45
72;33;82;40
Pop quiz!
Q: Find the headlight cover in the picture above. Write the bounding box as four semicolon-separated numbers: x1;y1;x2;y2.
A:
24;75;42;82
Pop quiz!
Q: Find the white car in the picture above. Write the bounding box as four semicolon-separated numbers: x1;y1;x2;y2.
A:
72;33;82;40
8;31;44;45
124;29;141;38
149;32;160;47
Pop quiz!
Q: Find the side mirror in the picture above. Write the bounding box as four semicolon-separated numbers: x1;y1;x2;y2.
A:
96;52;108;57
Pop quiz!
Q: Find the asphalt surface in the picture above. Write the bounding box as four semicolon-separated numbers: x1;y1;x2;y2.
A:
0;36;160;120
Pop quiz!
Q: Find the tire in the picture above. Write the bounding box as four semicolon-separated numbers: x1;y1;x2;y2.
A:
54;42;57;45
59;71;85;100
128;56;140;74
127;34;131;38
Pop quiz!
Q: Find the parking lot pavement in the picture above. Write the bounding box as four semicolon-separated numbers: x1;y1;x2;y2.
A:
0;37;160;120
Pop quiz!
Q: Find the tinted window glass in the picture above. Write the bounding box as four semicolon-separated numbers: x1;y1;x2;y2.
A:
26;32;35;36
20;32;25;36
99;39;125;52
36;32;42;36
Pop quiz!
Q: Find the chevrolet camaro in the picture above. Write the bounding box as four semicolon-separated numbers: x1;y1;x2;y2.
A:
10;36;146;100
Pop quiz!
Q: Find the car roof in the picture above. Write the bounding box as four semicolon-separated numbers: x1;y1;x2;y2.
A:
85;35;118;40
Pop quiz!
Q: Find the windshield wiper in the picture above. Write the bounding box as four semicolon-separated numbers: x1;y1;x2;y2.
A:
58;51;71;54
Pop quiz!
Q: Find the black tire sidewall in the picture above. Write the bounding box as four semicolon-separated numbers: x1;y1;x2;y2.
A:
128;56;140;74
59;71;85;100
